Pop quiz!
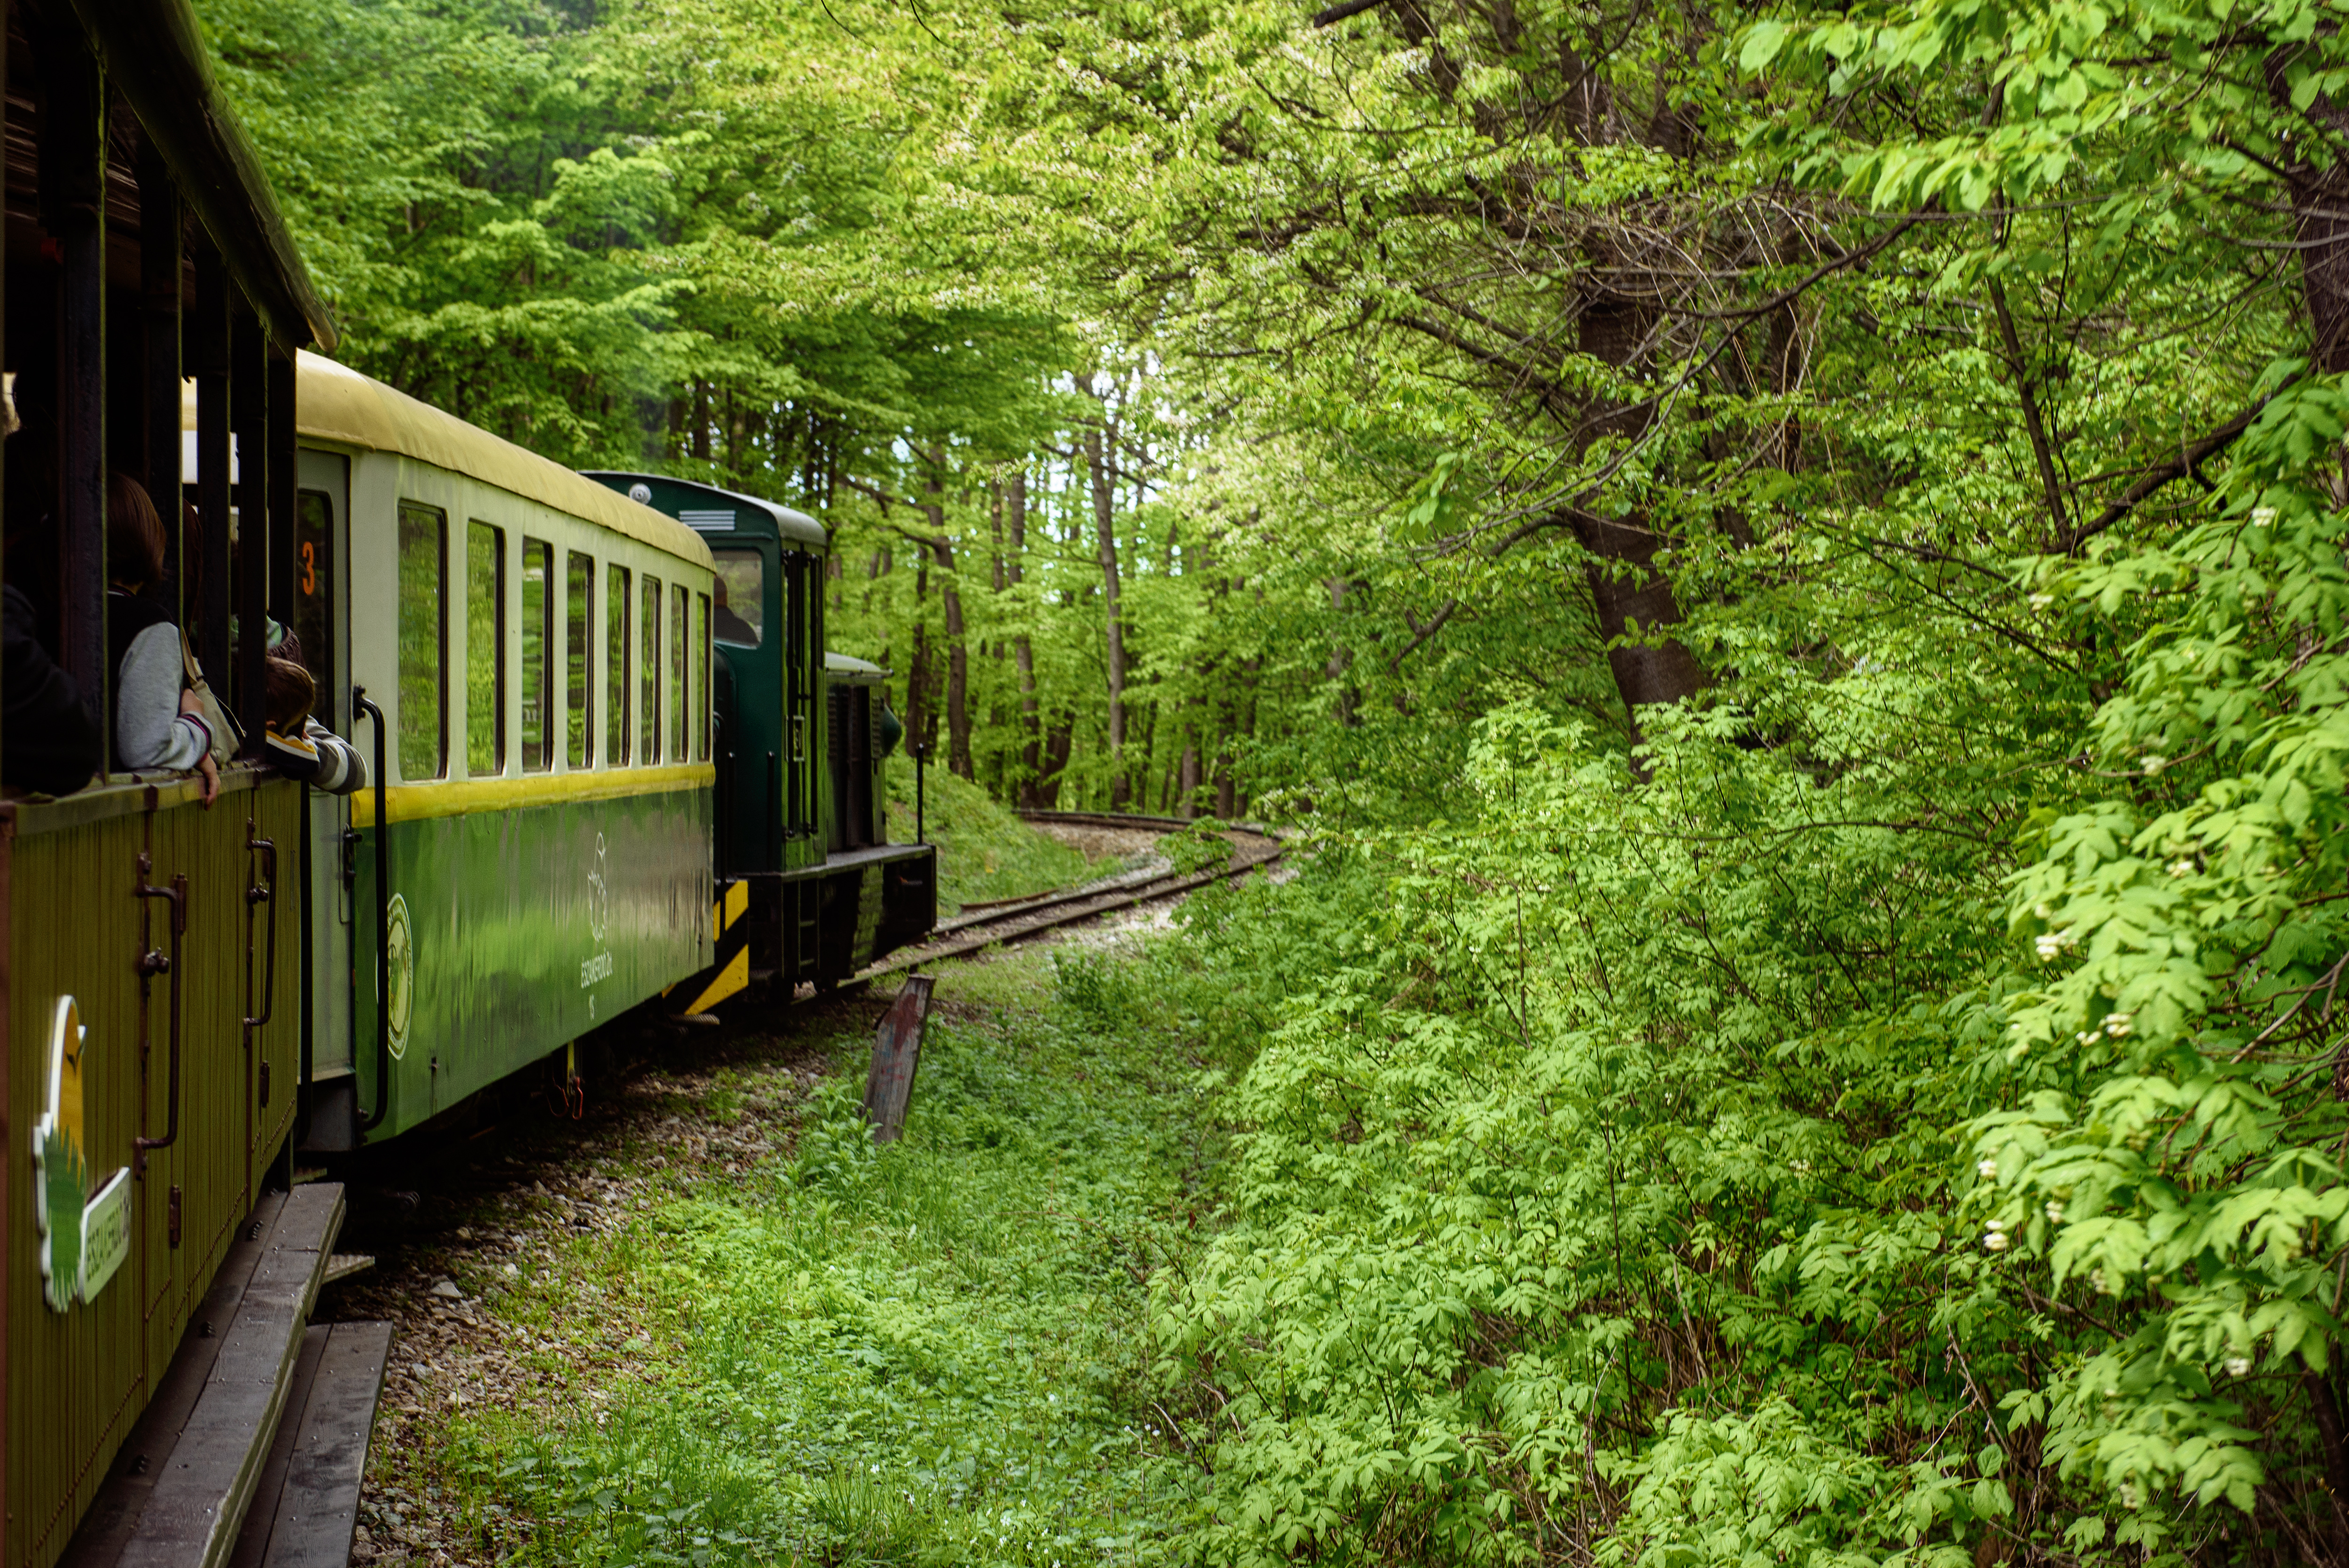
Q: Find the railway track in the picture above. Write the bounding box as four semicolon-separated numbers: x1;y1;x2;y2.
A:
858;813;1283;978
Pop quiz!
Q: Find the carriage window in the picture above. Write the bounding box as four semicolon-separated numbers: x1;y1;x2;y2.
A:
521;537;552;772
669;582;687;763
466;521;505;777
567;551;593;768
295;490;334;718
605;563;631;766
696;593;712;761
640;575;661;762
711;549;762;646
397;504;446;780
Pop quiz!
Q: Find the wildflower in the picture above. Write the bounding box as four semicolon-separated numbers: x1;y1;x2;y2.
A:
2089;1268;2106;1293
2252;506;2277;528
2168;859;2194;878
1789;1159;1812;1175
2105;1012;2131;1037
2119;1480;2141;1509
2226;1355;2252;1377
2045;1200;2066;1225
2029;592;2053;611
2035;930;2073;962
1977;1158;1999;1181
1984;1219;2008;1252
2142;755;2166;774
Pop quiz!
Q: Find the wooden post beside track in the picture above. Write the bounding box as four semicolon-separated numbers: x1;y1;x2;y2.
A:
864;975;934;1144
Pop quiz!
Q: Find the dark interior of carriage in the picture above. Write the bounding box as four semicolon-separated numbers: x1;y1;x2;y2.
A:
0;0;329;796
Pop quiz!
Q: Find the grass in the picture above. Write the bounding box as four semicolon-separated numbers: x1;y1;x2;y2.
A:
883;767;1104;912
438;943;1215;1566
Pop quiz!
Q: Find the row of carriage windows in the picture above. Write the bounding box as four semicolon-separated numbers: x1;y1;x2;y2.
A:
394;501;710;783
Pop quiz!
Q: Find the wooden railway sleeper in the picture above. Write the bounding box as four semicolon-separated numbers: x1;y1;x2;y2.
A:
132;854;188;1178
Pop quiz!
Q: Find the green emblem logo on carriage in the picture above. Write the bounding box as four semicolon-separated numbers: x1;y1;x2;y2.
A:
32;997;131;1314
384;893;415;1061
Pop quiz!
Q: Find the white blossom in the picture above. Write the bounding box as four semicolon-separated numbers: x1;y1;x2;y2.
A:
2045;1200;2066;1225
2105;1012;2132;1037
1977;1157;1999;1181
2225;1355;2252;1377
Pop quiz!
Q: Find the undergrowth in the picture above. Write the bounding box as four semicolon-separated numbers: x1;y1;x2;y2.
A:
445;946;1220;1566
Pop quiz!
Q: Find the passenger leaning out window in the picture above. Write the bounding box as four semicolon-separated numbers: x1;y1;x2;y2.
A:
107;474;219;805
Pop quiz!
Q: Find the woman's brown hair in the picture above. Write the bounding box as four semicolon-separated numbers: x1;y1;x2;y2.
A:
106;474;166;590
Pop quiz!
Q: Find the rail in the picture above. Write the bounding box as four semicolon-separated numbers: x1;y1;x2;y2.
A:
859;813;1282;978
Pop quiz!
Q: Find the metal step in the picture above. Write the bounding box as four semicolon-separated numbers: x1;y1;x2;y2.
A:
60;1184;349;1568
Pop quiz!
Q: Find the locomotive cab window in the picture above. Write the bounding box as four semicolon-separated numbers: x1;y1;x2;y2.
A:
640;574;661;762
568;551;593;768
398;503;448;780
467;521;506;776
521;538;553;771
711;549;763;645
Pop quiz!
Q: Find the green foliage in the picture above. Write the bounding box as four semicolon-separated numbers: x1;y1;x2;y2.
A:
451;952;1210;1564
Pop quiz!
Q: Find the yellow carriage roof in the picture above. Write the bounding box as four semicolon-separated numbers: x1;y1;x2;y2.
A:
184;353;713;570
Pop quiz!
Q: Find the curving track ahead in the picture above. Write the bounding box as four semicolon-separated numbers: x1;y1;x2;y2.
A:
858;813;1283;978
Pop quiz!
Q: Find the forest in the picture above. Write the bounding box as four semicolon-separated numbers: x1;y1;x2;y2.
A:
208;0;2349;1561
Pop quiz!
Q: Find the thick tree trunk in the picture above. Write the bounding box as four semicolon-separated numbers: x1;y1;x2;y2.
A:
1571;295;1707;748
1086;419;1129;807
1037;715;1073;808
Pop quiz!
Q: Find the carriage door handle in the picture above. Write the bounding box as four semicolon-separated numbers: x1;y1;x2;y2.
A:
244;823;277;1029
132;862;187;1172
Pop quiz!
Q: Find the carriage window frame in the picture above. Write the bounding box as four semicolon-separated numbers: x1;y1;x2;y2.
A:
639;574;661;763
669;582;688;764
696;592;712;761
465;520;506;778
606;562;631;767
567;551;593;769
294;489;335;724
520;536;553;773
396;502;447;782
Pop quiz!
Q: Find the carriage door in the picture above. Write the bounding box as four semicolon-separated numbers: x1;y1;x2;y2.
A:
295;450;354;1118
786;549;816;838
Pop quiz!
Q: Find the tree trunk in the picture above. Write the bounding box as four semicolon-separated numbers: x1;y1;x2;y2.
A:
1326;578;1359;727
1037;714;1073;808
1007;470;1044;807
1570;295;1708;748
921;452;973;779
1086;419;1128;807
1177;738;1200;818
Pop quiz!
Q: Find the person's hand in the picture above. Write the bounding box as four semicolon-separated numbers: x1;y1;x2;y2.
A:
179;689;221;806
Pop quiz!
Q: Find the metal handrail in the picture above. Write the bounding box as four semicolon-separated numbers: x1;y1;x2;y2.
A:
352;688;392;1133
132;861;187;1172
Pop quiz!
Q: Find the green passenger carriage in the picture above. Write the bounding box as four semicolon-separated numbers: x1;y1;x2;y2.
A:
281;359;719;1149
